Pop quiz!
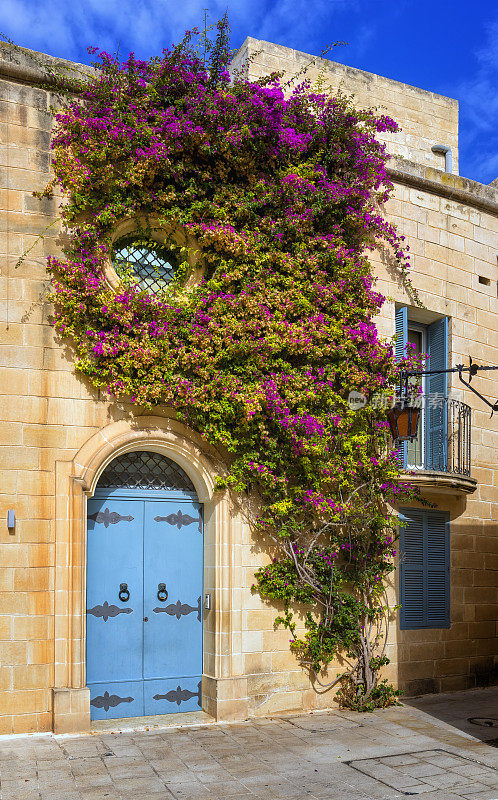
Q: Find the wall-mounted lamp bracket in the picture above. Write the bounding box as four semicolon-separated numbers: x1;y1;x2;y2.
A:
455;357;498;415
403;356;498;416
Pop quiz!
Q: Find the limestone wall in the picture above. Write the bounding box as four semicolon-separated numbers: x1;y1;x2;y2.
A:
373;168;498;695
0;69;62;733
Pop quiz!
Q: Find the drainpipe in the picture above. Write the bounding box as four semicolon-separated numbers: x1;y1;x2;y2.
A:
431;144;453;173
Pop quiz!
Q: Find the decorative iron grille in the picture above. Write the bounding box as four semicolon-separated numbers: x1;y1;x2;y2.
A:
405;396;471;476
113;237;176;292
446;397;472;475
97;451;196;491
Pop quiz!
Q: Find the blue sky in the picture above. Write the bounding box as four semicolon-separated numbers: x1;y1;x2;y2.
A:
1;0;497;184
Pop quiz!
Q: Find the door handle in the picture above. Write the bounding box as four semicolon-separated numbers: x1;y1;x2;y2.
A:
119;583;130;602
157;583;168;602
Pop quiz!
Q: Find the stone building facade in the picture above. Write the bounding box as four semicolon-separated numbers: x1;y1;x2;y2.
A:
0;38;497;735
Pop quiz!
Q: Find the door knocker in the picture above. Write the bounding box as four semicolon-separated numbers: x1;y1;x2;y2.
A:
157;583;168;602
119;582;130;602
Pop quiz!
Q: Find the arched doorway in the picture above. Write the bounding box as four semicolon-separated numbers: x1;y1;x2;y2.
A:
86;450;204;721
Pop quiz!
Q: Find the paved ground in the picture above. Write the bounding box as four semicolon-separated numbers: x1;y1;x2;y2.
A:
406;687;498;745
1;688;498;800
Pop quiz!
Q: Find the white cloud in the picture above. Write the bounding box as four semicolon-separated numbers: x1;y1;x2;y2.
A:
0;0;243;61
256;0;356;51
455;13;498;184
0;0;354;64
477;19;498;70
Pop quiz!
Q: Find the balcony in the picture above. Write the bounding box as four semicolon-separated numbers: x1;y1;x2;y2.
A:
398;396;477;495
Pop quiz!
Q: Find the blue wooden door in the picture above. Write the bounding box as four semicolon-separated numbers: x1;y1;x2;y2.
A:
143;500;204;715
87;498;145;720
87;493;203;721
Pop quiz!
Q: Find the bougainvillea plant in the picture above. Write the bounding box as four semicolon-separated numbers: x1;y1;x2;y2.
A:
43;17;422;710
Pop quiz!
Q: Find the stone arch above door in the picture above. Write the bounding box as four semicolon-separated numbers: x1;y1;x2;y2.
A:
53;415;248;733
74;416;220;501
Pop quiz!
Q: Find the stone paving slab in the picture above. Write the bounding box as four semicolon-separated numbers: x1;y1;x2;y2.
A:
1;694;498;800
348;748;498;796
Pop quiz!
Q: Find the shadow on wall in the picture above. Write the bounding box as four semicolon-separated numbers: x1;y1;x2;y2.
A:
398;515;498;699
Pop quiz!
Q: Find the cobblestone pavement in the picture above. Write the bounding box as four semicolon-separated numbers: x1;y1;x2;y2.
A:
1;690;498;800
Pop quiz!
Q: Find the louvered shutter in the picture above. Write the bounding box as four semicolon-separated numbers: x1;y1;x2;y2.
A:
399;510;424;628
426;512;450;627
426;318;448;471
395;307;408;468
399;509;450;629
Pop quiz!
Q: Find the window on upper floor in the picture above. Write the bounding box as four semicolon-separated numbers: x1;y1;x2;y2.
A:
395;307;449;472
406;323;426;469
399;508;450;630
112;236;178;294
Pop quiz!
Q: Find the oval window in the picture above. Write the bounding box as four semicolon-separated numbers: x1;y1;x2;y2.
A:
112;236;178;293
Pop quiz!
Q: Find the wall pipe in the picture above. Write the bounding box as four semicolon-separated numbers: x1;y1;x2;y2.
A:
431;143;453;173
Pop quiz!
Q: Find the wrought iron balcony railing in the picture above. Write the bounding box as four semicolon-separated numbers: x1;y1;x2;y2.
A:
399;395;471;477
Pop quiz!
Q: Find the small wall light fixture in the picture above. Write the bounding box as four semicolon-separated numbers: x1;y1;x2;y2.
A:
7;510;15;534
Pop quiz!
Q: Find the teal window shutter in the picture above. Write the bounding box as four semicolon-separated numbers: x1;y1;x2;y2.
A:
399;509;450;629
426;512;451;628
395;306;408;361
399;510;424;628
426;318;448;470
395;306;408;468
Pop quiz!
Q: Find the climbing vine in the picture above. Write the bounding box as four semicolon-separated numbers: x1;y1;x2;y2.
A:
44;17;421;710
